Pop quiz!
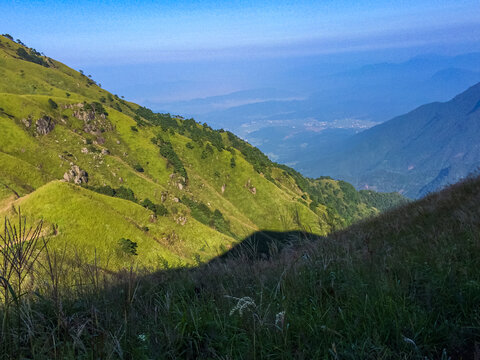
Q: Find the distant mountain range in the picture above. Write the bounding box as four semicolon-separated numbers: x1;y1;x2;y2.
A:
156;53;480;175
306;82;480;198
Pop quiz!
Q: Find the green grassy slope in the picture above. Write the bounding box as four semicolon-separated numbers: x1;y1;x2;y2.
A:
1;172;478;359
0;35;405;269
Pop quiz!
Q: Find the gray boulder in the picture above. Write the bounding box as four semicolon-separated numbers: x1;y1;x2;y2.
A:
63;165;88;184
36;116;55;135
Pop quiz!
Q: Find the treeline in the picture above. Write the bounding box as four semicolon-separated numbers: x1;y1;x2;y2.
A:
277;165;377;226
135;106;272;176
359;189;409;212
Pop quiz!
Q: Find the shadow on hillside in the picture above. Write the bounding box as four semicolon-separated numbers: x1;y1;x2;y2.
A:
4;175;480;358
214;229;322;262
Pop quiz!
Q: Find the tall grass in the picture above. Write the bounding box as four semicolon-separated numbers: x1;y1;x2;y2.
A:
0;177;480;359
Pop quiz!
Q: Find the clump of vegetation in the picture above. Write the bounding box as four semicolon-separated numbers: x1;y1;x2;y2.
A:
135;107;179;130
118;237;138;255
15;47;48;67
47;98;58;109
151;134;187;180
359;189;409;212
133;164;144;172
226;131;271;174
141;198;168;216
85;185;137;203
181;196;231;235
84;101;108;116
201;143;214;159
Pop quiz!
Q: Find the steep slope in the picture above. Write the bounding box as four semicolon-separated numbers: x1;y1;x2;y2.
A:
310;82;480;198
5;174;479;358
0;35;403;270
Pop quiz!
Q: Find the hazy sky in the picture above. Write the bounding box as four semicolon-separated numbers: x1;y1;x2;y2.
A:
2;0;480;102
3;0;480;64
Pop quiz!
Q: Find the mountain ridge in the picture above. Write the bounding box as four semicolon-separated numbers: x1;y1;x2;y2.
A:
0;34;404;270
308;81;480;197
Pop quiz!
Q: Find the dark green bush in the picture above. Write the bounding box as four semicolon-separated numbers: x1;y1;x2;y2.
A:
151;134;187;180
48;98;58;109
118;238;138;255
141;198;168;216
181;196;231;235
133;164;144;172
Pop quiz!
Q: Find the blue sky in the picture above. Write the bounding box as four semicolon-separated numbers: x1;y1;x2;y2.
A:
2;0;480;103
2;0;480;65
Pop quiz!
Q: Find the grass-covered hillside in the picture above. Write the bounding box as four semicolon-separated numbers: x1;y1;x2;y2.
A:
0;35;404;269
0;171;478;359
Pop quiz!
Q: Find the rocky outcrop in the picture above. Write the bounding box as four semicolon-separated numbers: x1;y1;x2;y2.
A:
73;109;95;122
71;103;113;135
63;165;88;184
36;116;55;135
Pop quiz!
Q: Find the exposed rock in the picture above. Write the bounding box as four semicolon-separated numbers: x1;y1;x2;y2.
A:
36;116;55;135
73;110;95;122
101;148;110;155
81;147;89;154
173;197;179;203
161;192;168;203
178;183;183;190
83;123;99;135
95;137;105;145
221;184;226;194
63;165;88;184
116;140;121;144
175;215;187;226
21;118;31;128
245;179;256;195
